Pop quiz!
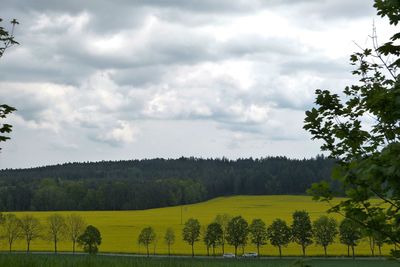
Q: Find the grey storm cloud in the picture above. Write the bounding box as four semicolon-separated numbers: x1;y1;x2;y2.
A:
0;0;388;168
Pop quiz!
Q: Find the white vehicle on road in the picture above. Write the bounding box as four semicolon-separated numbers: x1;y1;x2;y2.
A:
242;252;258;258
222;253;235;258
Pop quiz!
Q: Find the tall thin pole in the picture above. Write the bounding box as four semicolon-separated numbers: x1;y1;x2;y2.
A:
180;205;183;225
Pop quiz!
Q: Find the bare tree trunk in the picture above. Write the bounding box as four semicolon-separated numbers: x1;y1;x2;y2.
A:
73;241;76;254
347;245;349;257
369;236;375;256
257;245;260;257
168;244;171;256
212;245;215;257
54;239;57;254
278;246;282;258
302;245;306;257
351;245;355;259
324;246;327;257
234;245;237;257
146;244;149;257
9;242;12;253
191;243;194;257
27;241;30;253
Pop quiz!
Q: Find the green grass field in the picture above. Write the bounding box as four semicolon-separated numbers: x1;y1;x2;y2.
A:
0;254;398;267
4;195;391;256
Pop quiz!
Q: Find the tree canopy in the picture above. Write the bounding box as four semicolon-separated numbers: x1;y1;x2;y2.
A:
3;214;21;252
214;213;232;254
249;218;267;256
66;214;86;254
164;227;175;256
182;218;201;257
19;215;41;253
0;156;334;212
77;225;102;254
46;214;66;253
291;210;313;257
312;216;338;257
339;218;362;258
226;216;249;256
267;218;291;258
204;222;223;257
138;226;156;257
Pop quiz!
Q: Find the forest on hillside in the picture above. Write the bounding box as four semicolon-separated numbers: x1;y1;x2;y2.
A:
0;156;335;211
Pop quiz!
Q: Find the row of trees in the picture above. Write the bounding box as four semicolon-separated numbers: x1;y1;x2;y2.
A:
0;213;101;254
138;1;400;257
0;211;388;257
138;212;387;258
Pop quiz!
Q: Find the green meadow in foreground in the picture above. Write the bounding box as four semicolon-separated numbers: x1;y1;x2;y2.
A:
0;254;398;267
7;195;389;256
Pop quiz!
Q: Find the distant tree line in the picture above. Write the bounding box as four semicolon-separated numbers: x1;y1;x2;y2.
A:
139;211;389;258
0;156;335;211
0;213;101;254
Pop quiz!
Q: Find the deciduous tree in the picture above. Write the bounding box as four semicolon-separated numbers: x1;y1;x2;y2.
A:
182;218;200;257
2;214;21;252
19;215;42;253
214;213;231;254
202;225;211;256
249;218;267;256
138;226;156;257
339;219;361;258
374;231;387;257
226;216;248;256
164;227;175;256
66;214;86;253
78;225;102;254
362;227;377;256
46;214;67;253
267;218;291;258
312;216;338;257
204;222;223;257
291;211;313;257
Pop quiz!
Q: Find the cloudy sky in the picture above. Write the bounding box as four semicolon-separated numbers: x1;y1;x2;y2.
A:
0;0;395;169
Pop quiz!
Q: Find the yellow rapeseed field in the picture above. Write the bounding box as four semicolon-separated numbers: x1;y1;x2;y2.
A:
4;195;390;256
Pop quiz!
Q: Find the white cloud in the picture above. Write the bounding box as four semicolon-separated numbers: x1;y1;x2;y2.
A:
0;0;392;168
96;120;139;145
228;103;269;124
31;12;90;33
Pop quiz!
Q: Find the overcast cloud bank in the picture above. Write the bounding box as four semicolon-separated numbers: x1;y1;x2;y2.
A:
0;0;395;168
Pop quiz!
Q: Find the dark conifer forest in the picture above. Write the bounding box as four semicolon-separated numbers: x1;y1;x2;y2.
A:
0;156;335;211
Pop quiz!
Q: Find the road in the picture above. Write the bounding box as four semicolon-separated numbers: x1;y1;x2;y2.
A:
2;251;392;261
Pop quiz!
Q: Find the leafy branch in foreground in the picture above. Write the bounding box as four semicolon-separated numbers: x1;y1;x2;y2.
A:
305;0;400;249
0;18;19;151
0;104;16;147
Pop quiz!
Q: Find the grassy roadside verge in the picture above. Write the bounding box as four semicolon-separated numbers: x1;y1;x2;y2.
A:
0;254;398;267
